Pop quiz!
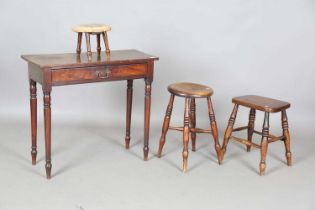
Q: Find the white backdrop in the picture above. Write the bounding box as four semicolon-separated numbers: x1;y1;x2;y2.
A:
0;0;314;127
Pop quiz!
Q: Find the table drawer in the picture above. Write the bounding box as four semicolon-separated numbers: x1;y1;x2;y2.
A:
52;64;147;85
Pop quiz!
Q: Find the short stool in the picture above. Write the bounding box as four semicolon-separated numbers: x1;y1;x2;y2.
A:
157;82;223;173
72;24;111;57
221;95;292;175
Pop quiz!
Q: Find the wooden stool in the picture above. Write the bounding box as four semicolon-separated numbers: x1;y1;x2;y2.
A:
157;82;223;173
221;95;292;175
72;24;111;57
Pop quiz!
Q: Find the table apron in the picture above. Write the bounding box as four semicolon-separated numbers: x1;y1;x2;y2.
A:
51;63;148;86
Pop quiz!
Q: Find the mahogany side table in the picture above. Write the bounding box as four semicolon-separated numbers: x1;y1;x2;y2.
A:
21;50;158;179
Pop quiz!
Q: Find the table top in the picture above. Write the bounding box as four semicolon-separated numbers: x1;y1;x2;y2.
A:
21;49;158;69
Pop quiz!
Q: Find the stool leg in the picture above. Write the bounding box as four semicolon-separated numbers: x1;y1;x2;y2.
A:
222;104;239;155
183;98;190;173
247;108;256;152
207;97;222;164
157;94;175;158
190;98;196;152
102;32;110;54
85;32;92;58
260;112;269;175
76;32;82;54
96;33;101;55
281;110;292;166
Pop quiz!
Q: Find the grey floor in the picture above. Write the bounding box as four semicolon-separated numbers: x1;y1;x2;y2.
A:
0;120;314;210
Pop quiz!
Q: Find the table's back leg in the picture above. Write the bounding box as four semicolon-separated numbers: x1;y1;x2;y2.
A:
43;90;52;179
143;78;152;161
125;80;133;149
30;80;37;165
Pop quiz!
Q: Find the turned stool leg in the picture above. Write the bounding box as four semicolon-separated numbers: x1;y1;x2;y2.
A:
222;104;239;155
281;110;292;166
260;112;269;175
190;98;196;152
76;32;82;54
96;33;101;55
182;98;190;173
85;32;92;57
157;94;175;158
207;97;222;164
102;32;110;54
247;108;256;152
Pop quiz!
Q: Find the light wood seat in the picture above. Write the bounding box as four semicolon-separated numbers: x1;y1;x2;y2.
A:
72;24;111;33
73;24;111;57
168;82;213;98
232;95;290;113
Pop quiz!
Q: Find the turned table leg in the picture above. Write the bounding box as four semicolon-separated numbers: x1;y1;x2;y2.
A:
125;80;133;149
190;98;196;152
247;108;256;152
222;104;239;155
30;80;37;165
76;32;82;54
143;78;152;161
43;90;52;179
207;97;222;164
281;110;292;166
182;98;190;173
260;112;269;175
157;94;175;158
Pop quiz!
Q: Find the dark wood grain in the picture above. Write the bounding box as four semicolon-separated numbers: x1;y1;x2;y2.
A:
207;97;222;164
22;50;158;179
222;104;239;155
125;80;133;149
29;80;37;165
168;82;213;98
260;112;269;175
223;95;292;175
21;49;158;69
182;98;190;173
232;95;290;113
43;90;52;179
190;98;196;152
247;108;256;152
282;110;292;166
157;94;175;158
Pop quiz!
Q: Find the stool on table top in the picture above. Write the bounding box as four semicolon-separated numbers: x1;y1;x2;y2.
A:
221;95;292;175
157;82;223;173
72;24;111;57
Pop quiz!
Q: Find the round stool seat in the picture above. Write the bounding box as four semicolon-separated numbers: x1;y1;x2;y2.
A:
72;24;111;33
168;82;213;98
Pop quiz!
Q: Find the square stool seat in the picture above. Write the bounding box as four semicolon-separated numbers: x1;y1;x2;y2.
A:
232;95;290;113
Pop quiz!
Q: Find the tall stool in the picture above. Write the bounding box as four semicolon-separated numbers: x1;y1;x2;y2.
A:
157;82;222;173
221;95;292;175
72;24;111;57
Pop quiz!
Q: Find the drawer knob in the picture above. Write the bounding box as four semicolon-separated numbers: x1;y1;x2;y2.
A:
97;68;111;79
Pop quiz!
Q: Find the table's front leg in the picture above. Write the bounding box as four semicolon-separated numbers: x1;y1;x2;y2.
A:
144;78;152;161
29;80;37;165
43;90;52;179
125;80;133;149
